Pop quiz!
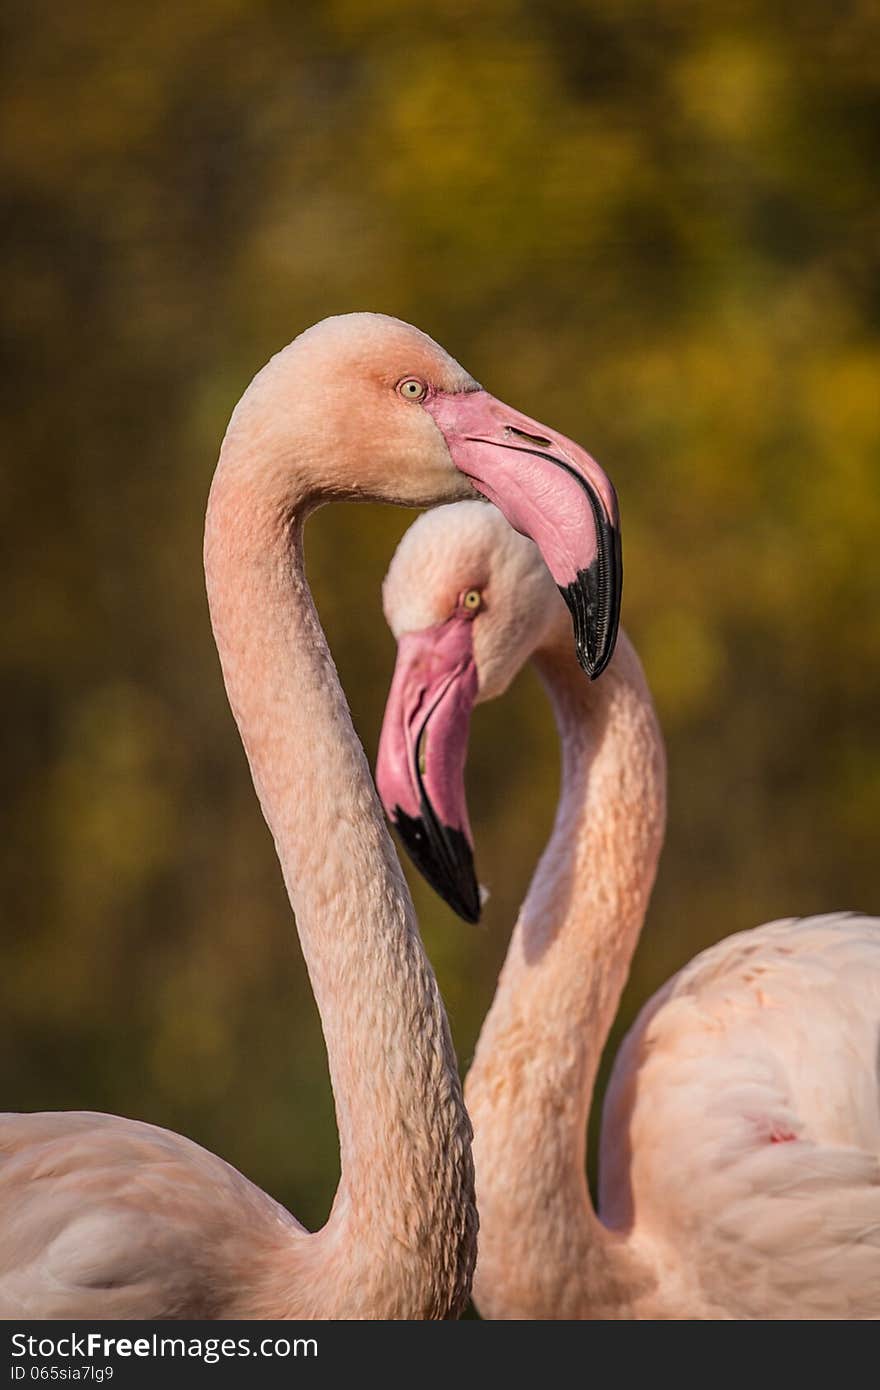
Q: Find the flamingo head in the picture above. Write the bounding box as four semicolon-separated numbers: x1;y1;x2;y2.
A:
231;313;620;678
377;501;568;922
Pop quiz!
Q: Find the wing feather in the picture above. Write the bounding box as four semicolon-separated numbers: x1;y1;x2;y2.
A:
600;914;880;1317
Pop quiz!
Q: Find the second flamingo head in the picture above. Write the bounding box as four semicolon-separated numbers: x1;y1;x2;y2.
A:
377;500;575;922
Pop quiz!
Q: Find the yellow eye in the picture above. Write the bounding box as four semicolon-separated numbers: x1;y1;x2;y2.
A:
398;377;427;401
462;589;482;613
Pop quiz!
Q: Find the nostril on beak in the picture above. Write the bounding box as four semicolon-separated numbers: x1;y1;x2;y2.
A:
505;426;553;449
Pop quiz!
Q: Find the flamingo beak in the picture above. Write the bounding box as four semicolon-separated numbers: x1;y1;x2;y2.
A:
425;389;622;678
376;618;480;924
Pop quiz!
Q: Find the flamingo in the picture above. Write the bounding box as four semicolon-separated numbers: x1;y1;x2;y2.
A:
377;499;880;1320
0;315;622;1318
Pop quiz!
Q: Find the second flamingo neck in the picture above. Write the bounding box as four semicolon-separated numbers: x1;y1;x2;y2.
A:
466;633;666;1318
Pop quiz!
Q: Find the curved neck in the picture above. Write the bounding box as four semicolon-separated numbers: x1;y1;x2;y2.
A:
204;433;475;1318
465;631;665;1318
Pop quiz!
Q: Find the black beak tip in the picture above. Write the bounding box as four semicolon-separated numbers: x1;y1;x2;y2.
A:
559;520;623;682
580;633;616;682
451;886;482;926
391;805;482;925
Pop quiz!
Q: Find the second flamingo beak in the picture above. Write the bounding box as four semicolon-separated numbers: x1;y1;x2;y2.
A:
425;389;622;679
376;617;481;924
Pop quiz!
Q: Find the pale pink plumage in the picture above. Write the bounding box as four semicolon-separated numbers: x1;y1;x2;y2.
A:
5;313;624;1318
1;314;492;1319
381;501;880;1319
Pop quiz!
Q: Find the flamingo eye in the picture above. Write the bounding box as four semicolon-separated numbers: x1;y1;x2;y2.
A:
398;377;428;401
462;589;482;614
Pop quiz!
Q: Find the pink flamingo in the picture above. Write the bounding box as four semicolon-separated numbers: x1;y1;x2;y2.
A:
378;500;880;1319
0;315;622;1318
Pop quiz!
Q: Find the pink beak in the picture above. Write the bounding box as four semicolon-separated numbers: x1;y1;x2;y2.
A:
376;617;480;923
425;388;622;678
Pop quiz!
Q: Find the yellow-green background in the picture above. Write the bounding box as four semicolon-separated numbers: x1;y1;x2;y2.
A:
3;0;879;1234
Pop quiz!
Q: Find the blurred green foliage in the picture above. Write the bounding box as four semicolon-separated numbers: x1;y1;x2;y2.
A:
2;0;878;1233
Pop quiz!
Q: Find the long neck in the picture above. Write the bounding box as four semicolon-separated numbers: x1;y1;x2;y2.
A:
465;631;665;1318
204;434;475;1319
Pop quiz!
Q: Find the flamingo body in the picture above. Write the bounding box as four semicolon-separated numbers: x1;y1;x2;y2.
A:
602;913;880;1319
4;317;619;1318
0;1113;305;1318
378;500;880;1319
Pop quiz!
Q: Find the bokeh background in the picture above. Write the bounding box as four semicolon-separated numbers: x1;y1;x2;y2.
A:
3;0;879;1240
